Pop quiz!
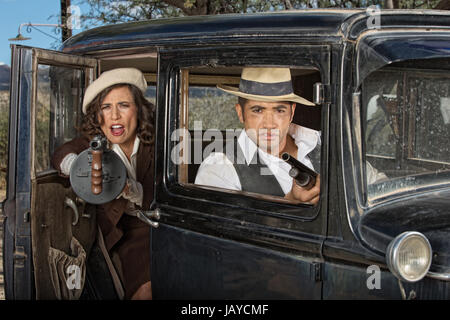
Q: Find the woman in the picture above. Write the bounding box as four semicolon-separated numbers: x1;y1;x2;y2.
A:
51;68;155;300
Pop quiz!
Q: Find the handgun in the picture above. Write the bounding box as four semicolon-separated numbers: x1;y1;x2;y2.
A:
281;152;318;189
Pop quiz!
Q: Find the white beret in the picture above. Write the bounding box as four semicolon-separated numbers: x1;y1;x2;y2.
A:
82;68;147;114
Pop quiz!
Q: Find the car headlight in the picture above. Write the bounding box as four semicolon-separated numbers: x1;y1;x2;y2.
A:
386;231;432;282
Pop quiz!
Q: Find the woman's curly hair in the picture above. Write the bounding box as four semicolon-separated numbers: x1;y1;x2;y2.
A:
79;83;155;145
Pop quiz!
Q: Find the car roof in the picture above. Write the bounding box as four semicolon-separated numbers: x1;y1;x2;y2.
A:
61;9;361;54
61;9;450;55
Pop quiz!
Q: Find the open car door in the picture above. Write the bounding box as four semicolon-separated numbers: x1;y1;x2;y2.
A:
3;45;98;299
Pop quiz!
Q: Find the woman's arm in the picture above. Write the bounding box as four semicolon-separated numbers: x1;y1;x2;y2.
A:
51;136;91;176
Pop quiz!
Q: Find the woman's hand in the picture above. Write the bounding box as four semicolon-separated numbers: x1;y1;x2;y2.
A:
120;178;144;207
60;153;78;176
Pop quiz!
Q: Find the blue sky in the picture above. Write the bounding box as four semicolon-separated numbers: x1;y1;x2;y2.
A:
0;0;87;66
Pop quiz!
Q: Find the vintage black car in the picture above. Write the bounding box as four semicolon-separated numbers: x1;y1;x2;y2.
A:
1;9;450;300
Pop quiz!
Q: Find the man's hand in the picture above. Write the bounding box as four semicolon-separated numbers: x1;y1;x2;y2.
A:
285;175;320;205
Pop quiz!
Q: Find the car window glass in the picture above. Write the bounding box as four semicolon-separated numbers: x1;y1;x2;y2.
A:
144;84;156;105
35;64;84;174
362;62;450;202
173;66;322;205
189;86;242;130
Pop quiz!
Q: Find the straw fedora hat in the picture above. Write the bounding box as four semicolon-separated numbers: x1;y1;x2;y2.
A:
217;67;315;106
82;67;147;114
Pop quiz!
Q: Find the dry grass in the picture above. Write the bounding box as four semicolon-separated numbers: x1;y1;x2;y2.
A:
0;90;7;300
0;90;8;197
0;91;8;110
0;215;4;300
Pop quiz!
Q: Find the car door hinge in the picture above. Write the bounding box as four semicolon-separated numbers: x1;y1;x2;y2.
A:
311;262;322;282
23;211;30;223
313;83;332;105
13;246;27;267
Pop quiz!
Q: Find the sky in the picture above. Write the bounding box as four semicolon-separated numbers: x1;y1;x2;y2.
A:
0;0;87;66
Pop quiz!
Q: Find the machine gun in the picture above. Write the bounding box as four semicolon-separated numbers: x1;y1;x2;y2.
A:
90;135;107;195
281;152;317;190
69;135;127;205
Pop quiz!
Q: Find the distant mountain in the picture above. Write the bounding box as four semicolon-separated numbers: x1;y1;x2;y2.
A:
0;64;50;91
0;64;10;91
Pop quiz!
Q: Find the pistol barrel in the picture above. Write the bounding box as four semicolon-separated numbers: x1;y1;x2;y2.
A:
281;152;317;188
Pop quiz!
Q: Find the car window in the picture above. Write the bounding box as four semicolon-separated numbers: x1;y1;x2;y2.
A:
172;66;322;205
362;61;450;203
35;64;84;174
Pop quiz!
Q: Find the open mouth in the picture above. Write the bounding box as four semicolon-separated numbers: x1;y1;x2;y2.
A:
111;124;125;136
258;129;280;141
260;133;279;141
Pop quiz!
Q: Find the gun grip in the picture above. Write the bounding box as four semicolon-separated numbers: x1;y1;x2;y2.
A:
91;149;102;195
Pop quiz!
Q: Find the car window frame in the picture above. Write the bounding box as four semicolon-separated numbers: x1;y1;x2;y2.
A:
155;44;331;228
30;48;98;180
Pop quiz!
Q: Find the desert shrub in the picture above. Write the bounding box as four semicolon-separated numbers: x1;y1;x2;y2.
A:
0;91;9;195
189;88;242;130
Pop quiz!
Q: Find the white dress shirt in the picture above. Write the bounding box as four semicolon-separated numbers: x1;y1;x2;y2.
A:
111;136;140;182
195;123;321;195
111;136;143;208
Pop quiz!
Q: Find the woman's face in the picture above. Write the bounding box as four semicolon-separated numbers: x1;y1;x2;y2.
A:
98;86;138;150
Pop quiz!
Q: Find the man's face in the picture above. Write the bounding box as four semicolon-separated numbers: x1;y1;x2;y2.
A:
236;99;296;155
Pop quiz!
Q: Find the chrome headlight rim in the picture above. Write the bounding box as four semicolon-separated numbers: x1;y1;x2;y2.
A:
386;231;432;283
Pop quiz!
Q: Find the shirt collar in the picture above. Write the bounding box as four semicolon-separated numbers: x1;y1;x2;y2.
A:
237;123;320;166
111;135;141;162
289;123;321;161
237;129;258;165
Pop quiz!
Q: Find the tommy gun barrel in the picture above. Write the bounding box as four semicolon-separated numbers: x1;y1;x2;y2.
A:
281;152;318;190
90;135;107;195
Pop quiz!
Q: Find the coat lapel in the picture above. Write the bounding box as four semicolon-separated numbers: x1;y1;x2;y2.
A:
136;142;153;184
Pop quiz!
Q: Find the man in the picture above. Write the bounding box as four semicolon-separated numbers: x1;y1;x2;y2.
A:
195;67;321;204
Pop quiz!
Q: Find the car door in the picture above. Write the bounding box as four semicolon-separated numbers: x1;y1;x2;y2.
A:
148;44;331;299
2;45;98;299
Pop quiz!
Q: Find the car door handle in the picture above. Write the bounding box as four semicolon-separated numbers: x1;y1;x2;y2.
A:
135;208;161;228
64;197;79;226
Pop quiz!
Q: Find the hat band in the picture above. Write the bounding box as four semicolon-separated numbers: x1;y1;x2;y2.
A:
239;79;293;96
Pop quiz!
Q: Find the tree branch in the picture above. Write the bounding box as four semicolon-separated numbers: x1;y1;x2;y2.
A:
435;0;450;8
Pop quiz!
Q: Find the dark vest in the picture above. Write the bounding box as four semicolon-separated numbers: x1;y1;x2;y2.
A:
224;139;320;198
225;140;284;197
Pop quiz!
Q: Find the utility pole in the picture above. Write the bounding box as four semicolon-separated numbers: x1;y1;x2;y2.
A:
60;0;72;42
